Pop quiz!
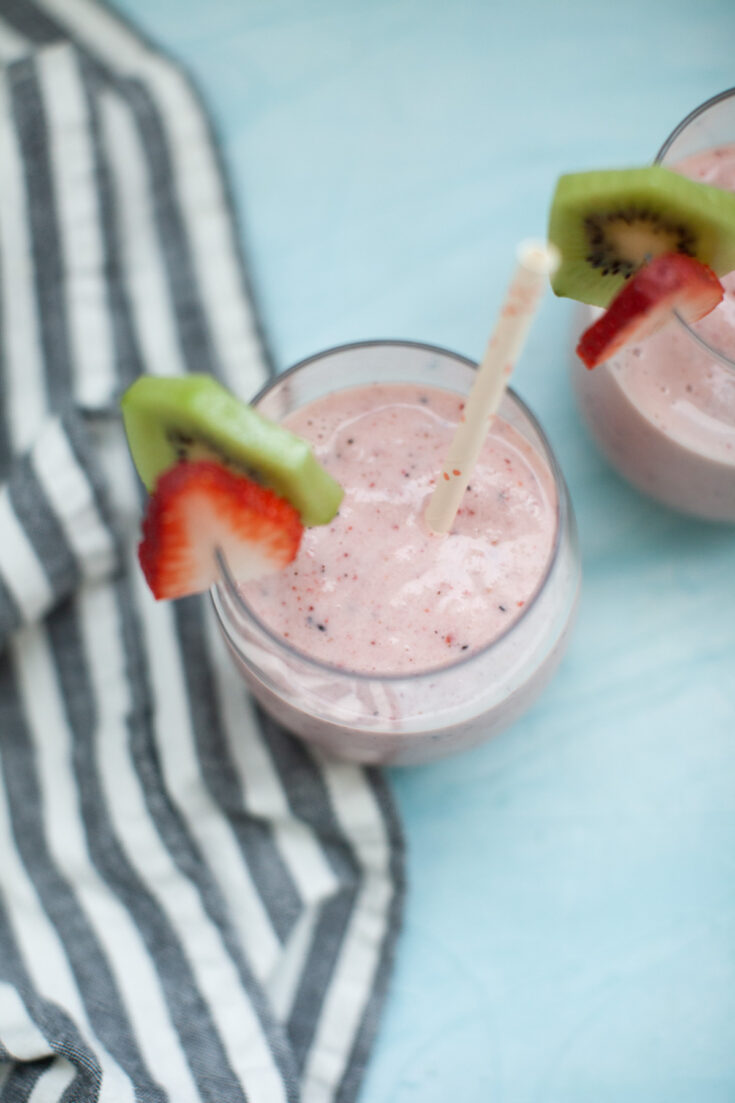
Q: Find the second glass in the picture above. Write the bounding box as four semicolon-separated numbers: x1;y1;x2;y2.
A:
571;87;735;522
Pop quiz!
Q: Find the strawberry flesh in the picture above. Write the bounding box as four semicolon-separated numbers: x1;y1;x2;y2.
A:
139;460;304;600
577;253;724;370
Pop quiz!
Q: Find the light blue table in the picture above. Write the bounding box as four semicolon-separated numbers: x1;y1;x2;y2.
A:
117;1;735;1098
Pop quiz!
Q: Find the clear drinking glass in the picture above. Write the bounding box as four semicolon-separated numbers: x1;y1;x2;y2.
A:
212;341;580;766
570;87;735;521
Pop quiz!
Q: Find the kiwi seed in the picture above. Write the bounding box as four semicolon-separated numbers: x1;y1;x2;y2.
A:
581;208;697;277
167;427;267;485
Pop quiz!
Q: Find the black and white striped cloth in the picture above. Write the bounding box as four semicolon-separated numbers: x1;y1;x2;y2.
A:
0;3;404;1101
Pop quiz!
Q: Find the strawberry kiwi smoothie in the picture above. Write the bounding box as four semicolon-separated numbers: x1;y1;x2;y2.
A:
242;382;556;675
571;91;735;522
213;342;580;765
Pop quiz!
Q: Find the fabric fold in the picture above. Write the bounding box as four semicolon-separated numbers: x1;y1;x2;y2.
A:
0;407;121;649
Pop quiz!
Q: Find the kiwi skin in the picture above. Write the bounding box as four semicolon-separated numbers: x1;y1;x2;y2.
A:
548;165;735;307
120;375;343;527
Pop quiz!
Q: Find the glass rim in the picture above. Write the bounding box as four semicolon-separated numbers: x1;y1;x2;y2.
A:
212;338;573;684
655;86;735;371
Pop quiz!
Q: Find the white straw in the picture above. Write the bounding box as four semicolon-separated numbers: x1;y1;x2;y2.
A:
424;239;560;535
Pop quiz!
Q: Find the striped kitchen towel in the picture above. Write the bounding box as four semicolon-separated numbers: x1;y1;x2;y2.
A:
0;3;404;1102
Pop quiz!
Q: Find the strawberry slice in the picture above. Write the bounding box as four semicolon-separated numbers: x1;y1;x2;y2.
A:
138;460;303;600
576;253;724;369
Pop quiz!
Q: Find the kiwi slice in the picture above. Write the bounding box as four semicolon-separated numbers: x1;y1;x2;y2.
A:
548;165;735;307
120;375;343;526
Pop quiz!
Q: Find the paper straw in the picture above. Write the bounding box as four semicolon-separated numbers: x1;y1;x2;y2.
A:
424;239;560;535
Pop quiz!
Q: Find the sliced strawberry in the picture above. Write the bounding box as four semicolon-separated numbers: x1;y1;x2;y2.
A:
138;460;303;600
576;253;724;369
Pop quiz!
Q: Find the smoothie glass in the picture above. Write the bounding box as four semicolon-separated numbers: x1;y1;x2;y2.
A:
571;87;735;521
212;341;580;766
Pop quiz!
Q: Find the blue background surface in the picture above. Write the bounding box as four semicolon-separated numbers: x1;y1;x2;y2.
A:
116;1;735;1099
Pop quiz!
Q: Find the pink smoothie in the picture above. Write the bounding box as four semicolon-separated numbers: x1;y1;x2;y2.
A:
214;342;580;764
240;382;558;676
572;144;735;521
